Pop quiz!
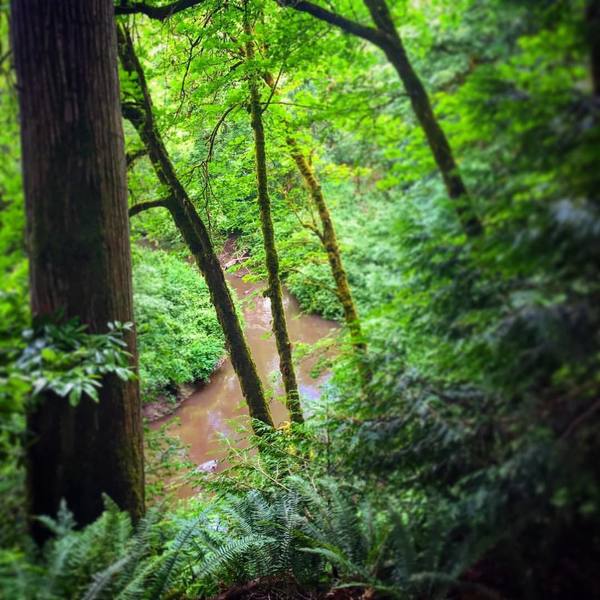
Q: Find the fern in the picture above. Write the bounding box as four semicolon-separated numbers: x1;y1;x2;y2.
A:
0;478;491;599
81;557;130;600
0;498;186;600
144;515;202;598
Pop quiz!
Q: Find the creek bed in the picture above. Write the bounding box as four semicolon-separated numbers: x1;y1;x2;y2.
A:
151;270;338;489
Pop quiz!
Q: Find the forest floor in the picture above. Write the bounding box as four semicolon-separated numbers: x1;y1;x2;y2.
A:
207;577;373;600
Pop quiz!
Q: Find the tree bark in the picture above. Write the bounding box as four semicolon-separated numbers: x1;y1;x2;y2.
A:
129;198;168;217
286;138;366;353
245;18;303;424
115;0;204;20
118;26;274;430
11;0;144;541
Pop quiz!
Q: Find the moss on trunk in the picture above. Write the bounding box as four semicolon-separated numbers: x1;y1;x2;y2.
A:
286;138;367;358
245;16;303;424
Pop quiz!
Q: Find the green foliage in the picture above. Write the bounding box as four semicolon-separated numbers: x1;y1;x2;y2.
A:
178;475;490;598
0;496;172;600
2;0;600;598
12;320;135;407
0;474;495;599
0;317;135;547
0;4;28;549
116;0;600;594
132;246;225;403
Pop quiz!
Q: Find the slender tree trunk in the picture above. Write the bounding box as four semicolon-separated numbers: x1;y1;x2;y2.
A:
11;0;144;541
260;72;368;374
361;0;482;237
244;18;303;424
117;27;274;430
286;138;366;351
587;0;600;95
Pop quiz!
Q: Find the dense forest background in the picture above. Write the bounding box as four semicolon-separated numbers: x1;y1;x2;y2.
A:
1;0;599;598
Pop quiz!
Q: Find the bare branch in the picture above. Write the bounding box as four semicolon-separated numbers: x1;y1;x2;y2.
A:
115;0;205;21
276;0;386;47
129;198;170;217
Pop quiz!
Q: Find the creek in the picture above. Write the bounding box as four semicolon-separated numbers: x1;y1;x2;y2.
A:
151;268;338;487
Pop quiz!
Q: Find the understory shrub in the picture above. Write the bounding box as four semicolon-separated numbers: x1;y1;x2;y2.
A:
133;246;225;403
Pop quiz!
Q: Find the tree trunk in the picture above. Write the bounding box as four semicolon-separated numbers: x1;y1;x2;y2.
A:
587;0;600;95
11;0;144;541
361;0;482;237
286;138;366;353
260;71;368;377
117;26;274;430
245;18;303;424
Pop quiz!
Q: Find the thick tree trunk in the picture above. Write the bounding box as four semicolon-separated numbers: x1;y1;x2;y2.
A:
286;138;366;352
245;21;303;424
118;27;274;430
361;0;482;237
11;0;144;541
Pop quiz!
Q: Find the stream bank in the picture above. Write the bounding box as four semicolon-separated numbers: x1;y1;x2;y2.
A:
146;241;339;482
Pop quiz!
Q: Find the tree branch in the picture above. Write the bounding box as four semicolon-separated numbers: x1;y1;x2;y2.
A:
114;0;204;21
276;0;386;47
129;199;169;217
126;148;147;168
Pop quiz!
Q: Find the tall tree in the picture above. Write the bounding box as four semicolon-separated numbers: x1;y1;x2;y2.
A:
277;0;483;238
244;12;303;423
260;72;368;368
118;26;274;431
11;0;144;540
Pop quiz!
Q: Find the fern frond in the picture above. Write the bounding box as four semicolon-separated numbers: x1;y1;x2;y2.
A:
81;556;130;600
195;534;274;583
300;545;364;578
144;516;201;599
115;556;163;600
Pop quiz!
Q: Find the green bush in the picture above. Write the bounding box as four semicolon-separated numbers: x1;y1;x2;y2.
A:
132;247;224;403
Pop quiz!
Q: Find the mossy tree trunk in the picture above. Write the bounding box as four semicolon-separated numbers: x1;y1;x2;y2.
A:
11;0;144;541
118;26;274;430
244;17;303;424
286;138;366;353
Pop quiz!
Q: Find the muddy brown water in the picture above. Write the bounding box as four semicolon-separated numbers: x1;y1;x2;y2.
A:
151;270;338;489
